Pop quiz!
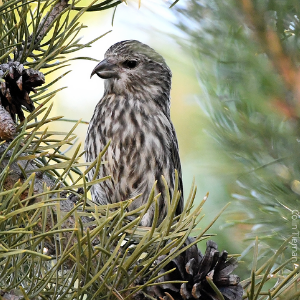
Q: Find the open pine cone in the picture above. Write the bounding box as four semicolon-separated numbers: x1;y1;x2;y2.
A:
147;238;243;300
0;61;45;122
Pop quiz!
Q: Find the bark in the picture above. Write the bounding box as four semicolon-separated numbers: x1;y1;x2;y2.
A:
0;105;15;140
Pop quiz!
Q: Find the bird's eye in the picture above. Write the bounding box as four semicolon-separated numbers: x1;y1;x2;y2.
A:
122;60;138;69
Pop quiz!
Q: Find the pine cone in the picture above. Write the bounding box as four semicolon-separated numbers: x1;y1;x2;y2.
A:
148;238;243;300
0;62;45;122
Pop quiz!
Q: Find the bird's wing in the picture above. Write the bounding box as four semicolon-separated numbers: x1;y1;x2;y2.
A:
170;123;184;215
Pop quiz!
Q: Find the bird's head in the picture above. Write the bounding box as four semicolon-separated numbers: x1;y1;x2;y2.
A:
91;40;172;104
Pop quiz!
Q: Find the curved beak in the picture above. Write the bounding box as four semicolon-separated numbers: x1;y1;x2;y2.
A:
90;59;119;79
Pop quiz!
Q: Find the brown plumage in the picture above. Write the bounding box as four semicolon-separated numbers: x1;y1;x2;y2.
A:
85;40;183;226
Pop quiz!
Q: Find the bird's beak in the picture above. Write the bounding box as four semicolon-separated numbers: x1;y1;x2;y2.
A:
90;59;119;79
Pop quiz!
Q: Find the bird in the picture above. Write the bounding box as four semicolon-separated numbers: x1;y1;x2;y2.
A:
84;40;183;227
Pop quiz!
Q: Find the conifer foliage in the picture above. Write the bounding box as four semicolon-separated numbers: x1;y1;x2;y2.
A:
176;0;300;251
176;0;300;299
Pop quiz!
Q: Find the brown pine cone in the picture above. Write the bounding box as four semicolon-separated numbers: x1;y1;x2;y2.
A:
0;61;45;122
147;238;243;300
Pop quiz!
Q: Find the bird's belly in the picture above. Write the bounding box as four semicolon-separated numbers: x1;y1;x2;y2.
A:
101;123;171;206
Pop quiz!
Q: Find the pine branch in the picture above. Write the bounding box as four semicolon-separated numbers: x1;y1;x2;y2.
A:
237;0;299;120
0;104;15;139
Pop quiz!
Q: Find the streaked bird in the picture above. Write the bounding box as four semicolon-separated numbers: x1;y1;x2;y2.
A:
85;40;183;226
